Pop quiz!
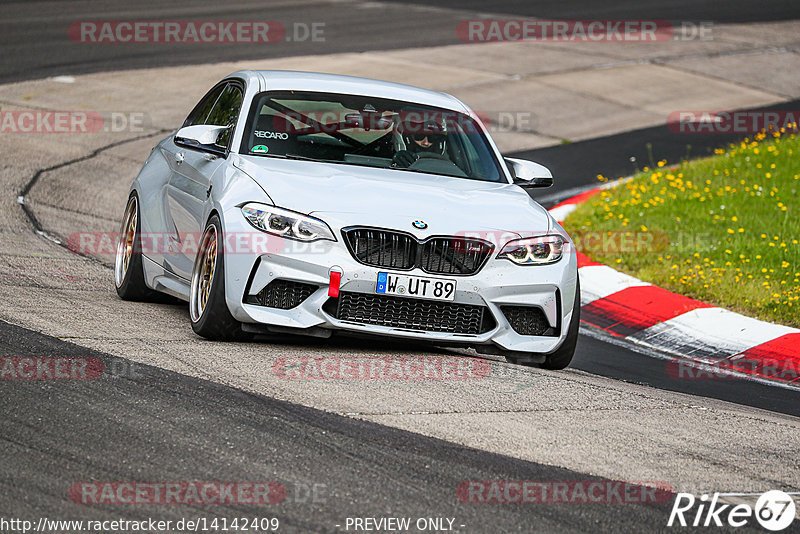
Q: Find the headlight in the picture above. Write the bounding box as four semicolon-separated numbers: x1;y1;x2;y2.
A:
498;235;564;265
240;203;335;242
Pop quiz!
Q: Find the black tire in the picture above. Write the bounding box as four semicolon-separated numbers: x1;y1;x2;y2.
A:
189;215;250;341
504;278;581;370
115;193;159;301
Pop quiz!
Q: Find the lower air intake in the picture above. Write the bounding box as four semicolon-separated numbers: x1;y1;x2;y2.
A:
245;279;318;309
500;306;557;336
330;292;494;335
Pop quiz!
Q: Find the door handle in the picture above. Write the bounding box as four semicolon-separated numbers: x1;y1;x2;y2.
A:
175;152;185;165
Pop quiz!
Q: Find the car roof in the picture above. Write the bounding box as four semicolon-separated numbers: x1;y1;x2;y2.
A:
225;70;469;113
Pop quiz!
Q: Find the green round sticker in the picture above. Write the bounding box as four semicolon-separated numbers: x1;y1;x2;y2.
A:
252;145;269;154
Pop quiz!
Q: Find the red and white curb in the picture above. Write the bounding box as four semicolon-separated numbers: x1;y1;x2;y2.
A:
549;187;800;386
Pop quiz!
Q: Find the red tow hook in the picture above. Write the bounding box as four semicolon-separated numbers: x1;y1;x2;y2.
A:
328;266;343;297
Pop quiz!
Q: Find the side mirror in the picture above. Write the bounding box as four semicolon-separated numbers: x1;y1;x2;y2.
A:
174;124;230;158
504;157;554;188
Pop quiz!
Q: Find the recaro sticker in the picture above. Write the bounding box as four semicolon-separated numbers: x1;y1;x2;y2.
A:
254;131;289;140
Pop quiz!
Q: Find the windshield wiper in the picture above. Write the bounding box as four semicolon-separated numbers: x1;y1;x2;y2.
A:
284;153;343;163
246;153;324;162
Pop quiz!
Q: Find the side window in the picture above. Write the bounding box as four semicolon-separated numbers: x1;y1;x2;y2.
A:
206;84;244;148
184;85;225;127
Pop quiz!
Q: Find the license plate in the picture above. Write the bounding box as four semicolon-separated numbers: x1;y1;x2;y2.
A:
376;272;456;301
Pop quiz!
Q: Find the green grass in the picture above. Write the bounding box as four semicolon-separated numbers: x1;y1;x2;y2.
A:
563;131;800;328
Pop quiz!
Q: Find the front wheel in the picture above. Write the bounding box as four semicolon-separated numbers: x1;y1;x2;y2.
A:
189;215;250;341
115;193;157;301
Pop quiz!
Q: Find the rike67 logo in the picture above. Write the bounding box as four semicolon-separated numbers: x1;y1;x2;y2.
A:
668;490;796;530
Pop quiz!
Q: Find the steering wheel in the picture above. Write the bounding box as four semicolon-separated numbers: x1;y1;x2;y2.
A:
414;152;450;161
409;152;467;177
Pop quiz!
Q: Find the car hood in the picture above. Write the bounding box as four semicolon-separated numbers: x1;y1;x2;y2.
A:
234;155;552;238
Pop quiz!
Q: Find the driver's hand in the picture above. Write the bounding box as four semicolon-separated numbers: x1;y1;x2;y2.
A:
391;150;418;168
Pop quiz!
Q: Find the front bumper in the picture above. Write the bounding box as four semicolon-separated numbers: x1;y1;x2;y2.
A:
222;209;578;355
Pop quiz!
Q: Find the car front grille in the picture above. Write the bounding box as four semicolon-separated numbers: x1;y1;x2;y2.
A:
342;228;417;269
500;306;557;336
244;279;319;309
328;292;495;335
418;238;494;275
342;228;493;275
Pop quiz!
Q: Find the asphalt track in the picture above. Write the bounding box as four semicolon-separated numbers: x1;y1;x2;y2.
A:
3;0;800;83
2;2;799;532
381;0;800;23
0;321;681;533
0;0;487;84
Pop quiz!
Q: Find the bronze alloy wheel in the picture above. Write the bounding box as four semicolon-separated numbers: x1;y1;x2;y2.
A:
190;224;218;322
114;196;138;288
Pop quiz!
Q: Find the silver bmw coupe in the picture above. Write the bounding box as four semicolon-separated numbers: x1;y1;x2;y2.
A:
114;70;579;369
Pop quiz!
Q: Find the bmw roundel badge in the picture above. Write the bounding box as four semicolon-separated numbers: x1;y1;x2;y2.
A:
412;220;428;229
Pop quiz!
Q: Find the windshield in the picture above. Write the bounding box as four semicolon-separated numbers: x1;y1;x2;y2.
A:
239;91;505;182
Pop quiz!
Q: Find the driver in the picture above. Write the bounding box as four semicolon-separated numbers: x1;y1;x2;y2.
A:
391;116;449;168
